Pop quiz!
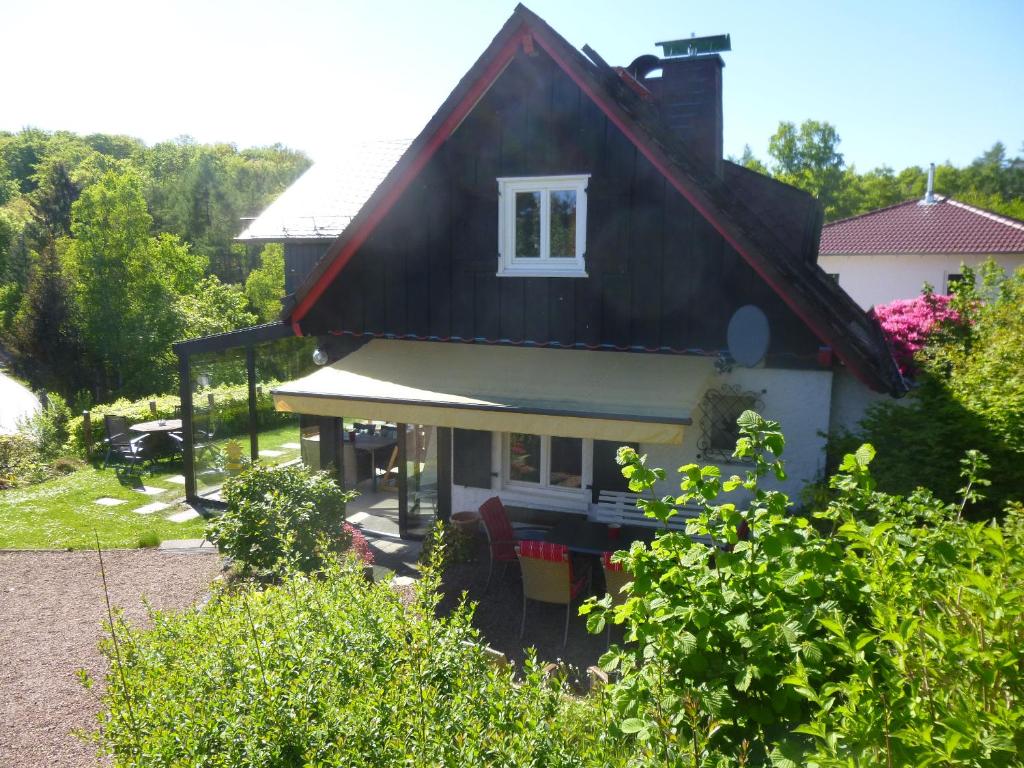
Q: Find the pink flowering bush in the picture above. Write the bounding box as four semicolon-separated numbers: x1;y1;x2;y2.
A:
871;293;961;374
341;522;374;566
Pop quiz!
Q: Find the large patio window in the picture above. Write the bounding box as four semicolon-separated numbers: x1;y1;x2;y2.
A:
506;433;583;491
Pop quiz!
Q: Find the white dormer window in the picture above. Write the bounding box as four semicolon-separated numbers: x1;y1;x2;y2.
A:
497;175;589;277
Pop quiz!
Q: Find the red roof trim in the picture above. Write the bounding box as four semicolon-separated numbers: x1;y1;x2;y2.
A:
290;25;531;327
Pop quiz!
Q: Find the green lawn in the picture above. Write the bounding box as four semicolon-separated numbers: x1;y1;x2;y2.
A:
0;464;206;550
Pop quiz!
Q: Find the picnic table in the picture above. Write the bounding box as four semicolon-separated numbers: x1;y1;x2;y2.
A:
130;419;183;461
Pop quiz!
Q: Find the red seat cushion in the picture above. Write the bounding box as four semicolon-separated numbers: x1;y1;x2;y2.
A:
602;551;624;572
518;540;569;562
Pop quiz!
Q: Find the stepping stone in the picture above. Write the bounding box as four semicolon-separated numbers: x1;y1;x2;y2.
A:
159;538;217;553
392;575;415;587
94;497;126;507
165;474;186;485
280;442;301;450
134;501;169;516
167;507;200;523
258;449;283;457
134;485;167;496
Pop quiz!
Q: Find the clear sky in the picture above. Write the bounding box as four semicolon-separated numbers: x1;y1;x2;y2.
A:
3;0;1022;170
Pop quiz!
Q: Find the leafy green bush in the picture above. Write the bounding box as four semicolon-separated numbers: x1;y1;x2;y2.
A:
0;433;50;488
93;546;623;766
418;519;478;566
583;412;1024;767
28;391;73;459
207;462;361;575
840;262;1024;514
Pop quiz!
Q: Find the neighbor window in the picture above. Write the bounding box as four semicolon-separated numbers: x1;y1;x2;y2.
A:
497;175;589;277
698;387;763;461
506;433;584;490
946;273;964;294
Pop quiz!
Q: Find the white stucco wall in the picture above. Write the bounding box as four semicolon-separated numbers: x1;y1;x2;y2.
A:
817;252;1024;309
828;367;897;437
450;365;835;516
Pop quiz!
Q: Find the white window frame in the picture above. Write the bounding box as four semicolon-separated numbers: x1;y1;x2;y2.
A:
497;175;589;278
502;433;592;500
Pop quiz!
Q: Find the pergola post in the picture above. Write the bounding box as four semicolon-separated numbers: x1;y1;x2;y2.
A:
436;427;452;522
177;351;196;503
397;423;408;538
318;417;341;481
246;346;258;462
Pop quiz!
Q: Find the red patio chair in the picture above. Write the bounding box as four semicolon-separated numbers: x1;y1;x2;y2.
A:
516;540;590;647
478;496;547;591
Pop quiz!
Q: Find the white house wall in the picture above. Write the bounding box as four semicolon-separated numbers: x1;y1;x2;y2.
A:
817;252;1024;309
450;366;834;517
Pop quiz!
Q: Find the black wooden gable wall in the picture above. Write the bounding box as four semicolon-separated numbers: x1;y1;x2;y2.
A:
301;49;820;363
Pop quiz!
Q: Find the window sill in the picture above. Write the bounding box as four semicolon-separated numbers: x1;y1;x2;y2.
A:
496;267;589;279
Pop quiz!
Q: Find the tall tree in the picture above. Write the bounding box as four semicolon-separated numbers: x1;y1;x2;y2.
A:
244;243;285;322
767;120;849;218
9;245;85;393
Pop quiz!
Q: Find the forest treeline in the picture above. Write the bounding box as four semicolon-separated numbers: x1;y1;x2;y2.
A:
739;120;1024;221
0;128;307;402
1;123;1021;406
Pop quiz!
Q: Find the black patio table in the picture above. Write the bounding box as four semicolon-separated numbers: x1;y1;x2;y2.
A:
543;518;655;556
350;433;398;491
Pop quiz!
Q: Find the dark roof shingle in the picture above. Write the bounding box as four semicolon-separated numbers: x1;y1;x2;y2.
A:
820;197;1024;255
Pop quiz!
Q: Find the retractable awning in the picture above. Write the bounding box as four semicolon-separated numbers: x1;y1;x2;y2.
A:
273;340;715;444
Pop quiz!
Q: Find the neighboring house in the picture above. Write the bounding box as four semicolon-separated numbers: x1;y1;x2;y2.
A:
176;5;904;534
819;170;1024;309
235;140;411;295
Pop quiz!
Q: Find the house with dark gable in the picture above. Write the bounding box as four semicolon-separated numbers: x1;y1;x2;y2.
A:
177;5;904;535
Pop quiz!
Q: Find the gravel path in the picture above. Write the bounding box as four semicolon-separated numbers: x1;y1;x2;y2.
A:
0;550;221;767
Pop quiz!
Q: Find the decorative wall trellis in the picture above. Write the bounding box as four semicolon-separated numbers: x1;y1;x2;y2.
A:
697;385;764;461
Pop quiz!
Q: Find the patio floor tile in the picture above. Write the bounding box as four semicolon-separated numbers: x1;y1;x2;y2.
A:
134;501;170;515
93;497;127;507
164;474;186;485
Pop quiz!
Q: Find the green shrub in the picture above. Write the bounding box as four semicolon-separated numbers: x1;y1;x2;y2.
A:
0;433;50;488
418;520;478;567
94;546;623;766
28;391;74;459
841;262;1024;514
207;462;360;575
583;412;1024;767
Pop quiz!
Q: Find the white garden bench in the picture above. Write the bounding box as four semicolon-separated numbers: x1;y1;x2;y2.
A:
588;490;702;532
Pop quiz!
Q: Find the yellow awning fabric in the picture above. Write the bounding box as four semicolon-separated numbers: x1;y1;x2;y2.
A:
272;340;715;445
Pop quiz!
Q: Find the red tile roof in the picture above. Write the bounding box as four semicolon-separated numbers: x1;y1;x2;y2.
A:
820;197;1024;255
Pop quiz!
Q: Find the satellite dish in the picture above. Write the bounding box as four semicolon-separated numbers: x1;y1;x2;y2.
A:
726;305;770;367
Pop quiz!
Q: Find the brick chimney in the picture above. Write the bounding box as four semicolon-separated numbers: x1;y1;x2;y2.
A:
631;35;729;177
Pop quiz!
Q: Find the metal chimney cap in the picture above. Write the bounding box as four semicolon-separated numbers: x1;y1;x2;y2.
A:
921;162;937;205
656;33;731;58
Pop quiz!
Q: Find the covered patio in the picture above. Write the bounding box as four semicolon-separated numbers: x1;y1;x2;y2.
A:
175;324;712;541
